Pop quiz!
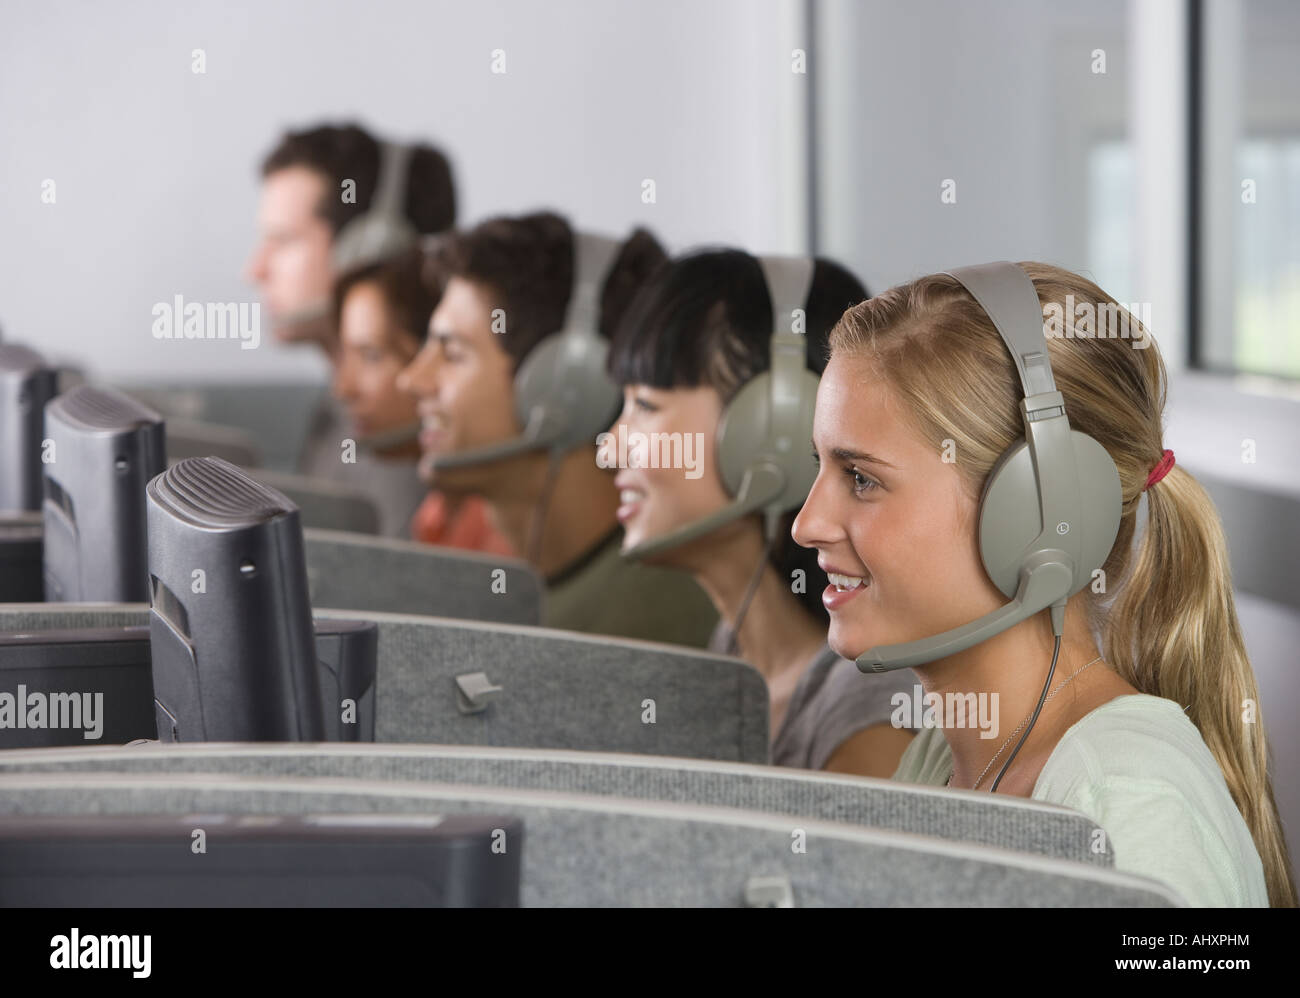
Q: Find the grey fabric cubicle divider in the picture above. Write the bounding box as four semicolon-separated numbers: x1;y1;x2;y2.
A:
0;605;770;762
0;605;149;630
118;382;326;473
301;529;543;624
315;608;768;761
242;469;381;535
0;743;1113;868
0;522;546;625
164;420;263;468
0;773;1184;907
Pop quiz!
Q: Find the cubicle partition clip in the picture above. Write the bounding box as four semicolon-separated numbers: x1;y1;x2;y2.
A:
744;876;795;908
455;672;503;715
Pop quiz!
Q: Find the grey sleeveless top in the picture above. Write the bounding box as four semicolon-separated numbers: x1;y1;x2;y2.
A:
710;625;919;769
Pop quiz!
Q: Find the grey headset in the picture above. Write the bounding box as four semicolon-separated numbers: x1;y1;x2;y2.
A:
425;230;625;471
277;141;419;328
621;255;820;560
855;261;1123;673
333;146;429;453
331;141;419;274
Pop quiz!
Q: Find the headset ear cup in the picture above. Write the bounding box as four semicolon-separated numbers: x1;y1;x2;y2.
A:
332;214;418;274
512;331;621;452
715;369;820;509
1069;432;1123;590
716;377;770;497
977;441;1039;599
782;367;821;504
978;431;1123;600
511;339;548;433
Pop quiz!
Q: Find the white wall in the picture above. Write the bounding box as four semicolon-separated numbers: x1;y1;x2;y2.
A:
0;0;808;383
815;0;1129;295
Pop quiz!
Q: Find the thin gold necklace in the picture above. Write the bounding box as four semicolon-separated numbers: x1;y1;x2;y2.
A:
946;655;1103;791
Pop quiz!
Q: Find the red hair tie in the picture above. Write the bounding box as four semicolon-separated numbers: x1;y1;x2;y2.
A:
1143;448;1175;491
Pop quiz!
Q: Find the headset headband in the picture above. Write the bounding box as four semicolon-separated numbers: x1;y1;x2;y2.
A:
620;253;818;560
943;263;1060;414
562;232;623;337
275;139;419;330
373;142;411;218
330;141;419;275
759;256;815;336
761;256;815;483
945;262;1081;570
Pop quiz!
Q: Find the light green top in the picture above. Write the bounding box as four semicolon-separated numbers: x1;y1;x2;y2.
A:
892;693;1269;907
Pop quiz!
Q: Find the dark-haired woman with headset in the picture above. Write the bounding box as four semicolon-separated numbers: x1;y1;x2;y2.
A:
792;261;1292;906
607;248;917;777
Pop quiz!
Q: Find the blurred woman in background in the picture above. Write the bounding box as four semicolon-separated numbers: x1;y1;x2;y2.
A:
333;246;513;553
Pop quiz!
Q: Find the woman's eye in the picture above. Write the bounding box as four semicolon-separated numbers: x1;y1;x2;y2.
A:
846;467;878;495
810;449;820;466
634;396;658;413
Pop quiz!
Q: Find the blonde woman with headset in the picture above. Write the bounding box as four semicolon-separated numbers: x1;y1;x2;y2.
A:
792;261;1294;907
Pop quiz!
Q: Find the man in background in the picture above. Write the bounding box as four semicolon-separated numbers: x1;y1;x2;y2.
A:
244;123;466;538
247;122;456;363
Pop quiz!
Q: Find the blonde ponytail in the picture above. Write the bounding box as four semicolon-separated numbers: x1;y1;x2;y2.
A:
1106;465;1297;907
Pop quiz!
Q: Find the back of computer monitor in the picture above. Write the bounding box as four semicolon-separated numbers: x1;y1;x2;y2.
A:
312;618;379;741
0;345;58;513
42;385;165;602
146;456;325;742
0;814;523;907
0;626;155;747
0;512;43;602
0;620;377;747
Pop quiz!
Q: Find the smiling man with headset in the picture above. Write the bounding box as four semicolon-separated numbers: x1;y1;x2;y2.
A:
397;211;720;647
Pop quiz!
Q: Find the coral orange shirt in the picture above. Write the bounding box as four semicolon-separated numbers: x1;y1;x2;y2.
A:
410;492;516;557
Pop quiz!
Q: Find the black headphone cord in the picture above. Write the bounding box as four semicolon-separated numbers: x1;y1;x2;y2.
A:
989;633;1061;793
527;449;565;566
725;527;782;657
